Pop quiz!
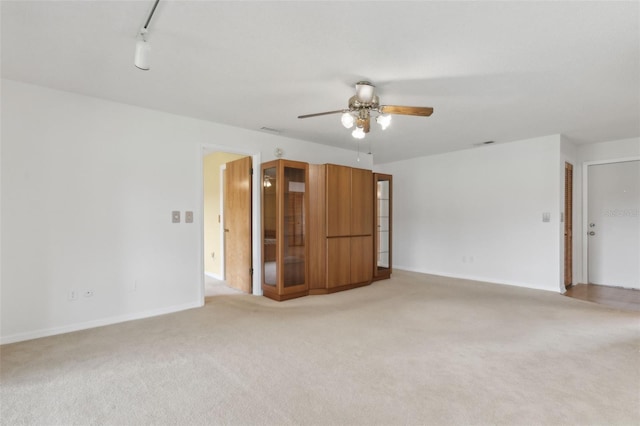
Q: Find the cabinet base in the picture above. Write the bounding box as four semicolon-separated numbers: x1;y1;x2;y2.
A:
308;280;371;295
372;272;391;282
262;289;309;302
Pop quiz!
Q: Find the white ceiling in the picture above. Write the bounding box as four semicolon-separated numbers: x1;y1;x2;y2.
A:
2;1;639;163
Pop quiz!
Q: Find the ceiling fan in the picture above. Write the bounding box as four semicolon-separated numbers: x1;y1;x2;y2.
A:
298;81;434;139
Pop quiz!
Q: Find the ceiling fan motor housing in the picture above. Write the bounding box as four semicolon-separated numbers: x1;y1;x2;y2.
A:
348;95;380;111
355;81;376;103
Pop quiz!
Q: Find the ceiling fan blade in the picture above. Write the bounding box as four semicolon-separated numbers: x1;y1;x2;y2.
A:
380;105;434;117
298;110;345;119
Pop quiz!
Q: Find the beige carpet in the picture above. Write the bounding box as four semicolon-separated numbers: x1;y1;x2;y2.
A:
1;270;639;425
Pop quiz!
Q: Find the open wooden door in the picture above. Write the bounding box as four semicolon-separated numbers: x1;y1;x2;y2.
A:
224;156;252;293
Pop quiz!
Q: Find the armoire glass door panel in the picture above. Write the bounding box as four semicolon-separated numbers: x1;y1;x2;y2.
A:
262;166;277;287
377;180;390;270
261;160;309;300
374;174;392;279
283;166;306;288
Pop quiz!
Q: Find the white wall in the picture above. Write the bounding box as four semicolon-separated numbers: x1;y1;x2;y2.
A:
579;137;640;162
0;79;369;344
376;135;563;292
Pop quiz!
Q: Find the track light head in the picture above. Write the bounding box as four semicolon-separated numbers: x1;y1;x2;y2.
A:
134;0;160;71
134;38;150;70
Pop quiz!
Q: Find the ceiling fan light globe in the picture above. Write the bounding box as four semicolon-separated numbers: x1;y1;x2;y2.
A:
376;114;392;130
341;112;355;129
352;127;365;139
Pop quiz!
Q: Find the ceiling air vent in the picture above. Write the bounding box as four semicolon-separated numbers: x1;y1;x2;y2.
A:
260;127;282;134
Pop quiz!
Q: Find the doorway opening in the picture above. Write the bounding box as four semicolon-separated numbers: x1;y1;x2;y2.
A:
200;146;261;299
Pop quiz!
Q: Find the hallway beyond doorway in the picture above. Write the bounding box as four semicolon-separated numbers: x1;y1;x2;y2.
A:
204;275;244;297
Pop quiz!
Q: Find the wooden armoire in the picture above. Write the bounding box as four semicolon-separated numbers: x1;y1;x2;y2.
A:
308;164;374;294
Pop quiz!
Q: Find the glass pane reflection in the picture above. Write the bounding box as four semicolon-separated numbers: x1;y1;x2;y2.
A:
377;180;390;269
263;167;277;285
283;167;305;287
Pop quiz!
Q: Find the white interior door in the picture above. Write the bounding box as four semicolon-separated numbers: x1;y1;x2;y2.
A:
587;160;640;289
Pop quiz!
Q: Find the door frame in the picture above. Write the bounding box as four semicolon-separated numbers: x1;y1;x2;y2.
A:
581;156;640;284
219;163;226;280
564;162;573;289
198;143;262;301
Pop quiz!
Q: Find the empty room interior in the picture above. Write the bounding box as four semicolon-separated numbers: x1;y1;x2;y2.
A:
1;1;639;425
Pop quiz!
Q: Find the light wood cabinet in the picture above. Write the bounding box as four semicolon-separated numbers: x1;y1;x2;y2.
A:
261;159;309;301
309;164;374;293
263;162;381;300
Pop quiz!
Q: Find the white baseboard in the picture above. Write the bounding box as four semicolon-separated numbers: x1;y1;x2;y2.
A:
0;300;203;345
394;265;560;293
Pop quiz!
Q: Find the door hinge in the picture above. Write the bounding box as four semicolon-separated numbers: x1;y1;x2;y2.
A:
250;168;253;175
250;268;254;276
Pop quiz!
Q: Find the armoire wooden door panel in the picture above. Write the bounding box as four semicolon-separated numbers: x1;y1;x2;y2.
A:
326;164;352;237
327;237;351;288
351;235;373;284
351;168;373;236
308;164;327;289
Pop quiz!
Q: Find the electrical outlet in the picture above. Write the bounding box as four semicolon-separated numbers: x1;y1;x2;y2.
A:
84;290;94;298
172;211;180;223
68;290;77;301
185;211;193;223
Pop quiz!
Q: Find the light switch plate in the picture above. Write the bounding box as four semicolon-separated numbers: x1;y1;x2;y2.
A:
542;212;551;222
185;211;193;223
172;211;180;223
